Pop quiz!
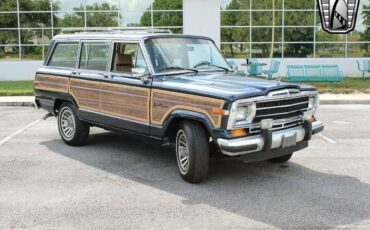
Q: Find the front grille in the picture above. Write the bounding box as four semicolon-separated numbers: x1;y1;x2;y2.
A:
254;96;309;122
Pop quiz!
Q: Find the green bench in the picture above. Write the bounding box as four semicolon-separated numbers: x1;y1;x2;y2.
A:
287;65;344;85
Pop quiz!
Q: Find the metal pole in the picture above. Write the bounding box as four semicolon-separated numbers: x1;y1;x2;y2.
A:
16;0;22;60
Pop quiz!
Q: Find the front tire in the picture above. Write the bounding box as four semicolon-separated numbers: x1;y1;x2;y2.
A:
175;121;210;183
57;102;89;146
269;153;293;163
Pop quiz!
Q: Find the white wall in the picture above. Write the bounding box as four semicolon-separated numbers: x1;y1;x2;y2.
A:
0;61;43;81
228;58;369;77
183;0;221;47
0;58;368;81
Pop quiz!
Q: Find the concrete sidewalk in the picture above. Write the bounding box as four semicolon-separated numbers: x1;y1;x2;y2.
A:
1;94;370;107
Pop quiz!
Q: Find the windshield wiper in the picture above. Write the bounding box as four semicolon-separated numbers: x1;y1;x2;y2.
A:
157;66;198;74
193;61;230;72
208;64;230;72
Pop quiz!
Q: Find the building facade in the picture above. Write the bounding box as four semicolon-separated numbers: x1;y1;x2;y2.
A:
0;0;369;79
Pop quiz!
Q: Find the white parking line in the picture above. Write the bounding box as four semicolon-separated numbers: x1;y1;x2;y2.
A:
0;119;41;147
318;133;337;144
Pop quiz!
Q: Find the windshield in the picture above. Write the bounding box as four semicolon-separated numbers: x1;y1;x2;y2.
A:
144;37;230;73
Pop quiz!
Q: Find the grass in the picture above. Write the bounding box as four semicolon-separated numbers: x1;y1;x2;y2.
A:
0;81;34;96
0;77;369;96
280;77;370;94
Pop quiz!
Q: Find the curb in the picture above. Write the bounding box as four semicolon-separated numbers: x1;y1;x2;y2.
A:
0;101;36;107
320;100;370;105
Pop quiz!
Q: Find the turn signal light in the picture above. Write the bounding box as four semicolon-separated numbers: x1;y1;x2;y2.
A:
212;109;229;115
231;129;247;138
34;80;39;88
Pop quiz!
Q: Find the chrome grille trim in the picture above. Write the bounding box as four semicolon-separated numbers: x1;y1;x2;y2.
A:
227;91;318;130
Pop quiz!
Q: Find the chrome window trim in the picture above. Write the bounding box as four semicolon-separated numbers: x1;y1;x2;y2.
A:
227;91;318;130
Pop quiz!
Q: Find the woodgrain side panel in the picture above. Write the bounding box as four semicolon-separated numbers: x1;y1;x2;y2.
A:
69;78;100;112
100;82;150;123
35;74;69;93
151;89;225;128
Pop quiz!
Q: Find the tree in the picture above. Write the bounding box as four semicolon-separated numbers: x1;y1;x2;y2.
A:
140;0;182;33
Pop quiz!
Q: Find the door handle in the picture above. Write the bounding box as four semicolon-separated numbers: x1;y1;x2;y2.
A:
71;70;79;75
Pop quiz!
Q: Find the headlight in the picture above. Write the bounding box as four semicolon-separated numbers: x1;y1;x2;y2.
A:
227;102;256;129
308;94;319;113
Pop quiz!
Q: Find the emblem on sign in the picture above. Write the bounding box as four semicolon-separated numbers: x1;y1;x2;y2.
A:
317;0;360;34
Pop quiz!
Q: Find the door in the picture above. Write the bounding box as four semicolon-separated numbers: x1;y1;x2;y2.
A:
69;41;111;113
99;42;151;134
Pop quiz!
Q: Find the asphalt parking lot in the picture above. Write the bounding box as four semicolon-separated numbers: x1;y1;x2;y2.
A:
0;105;370;229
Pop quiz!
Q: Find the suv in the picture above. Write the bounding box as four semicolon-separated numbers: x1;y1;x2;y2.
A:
34;30;324;183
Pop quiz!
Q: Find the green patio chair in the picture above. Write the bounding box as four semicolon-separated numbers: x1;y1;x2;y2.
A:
263;60;280;79
247;63;262;76
357;60;370;79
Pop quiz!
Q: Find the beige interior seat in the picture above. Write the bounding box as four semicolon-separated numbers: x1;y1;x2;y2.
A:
114;44;133;73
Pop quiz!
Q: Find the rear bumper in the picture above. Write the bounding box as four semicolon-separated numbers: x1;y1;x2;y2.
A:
217;120;323;158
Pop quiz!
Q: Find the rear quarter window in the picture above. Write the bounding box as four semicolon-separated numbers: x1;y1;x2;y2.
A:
48;43;79;68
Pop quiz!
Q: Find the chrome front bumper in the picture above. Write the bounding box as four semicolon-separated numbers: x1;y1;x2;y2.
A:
217;120;324;156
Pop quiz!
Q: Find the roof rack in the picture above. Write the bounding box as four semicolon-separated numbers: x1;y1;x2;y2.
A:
60;27;172;34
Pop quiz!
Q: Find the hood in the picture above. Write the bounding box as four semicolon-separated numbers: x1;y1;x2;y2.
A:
153;72;316;101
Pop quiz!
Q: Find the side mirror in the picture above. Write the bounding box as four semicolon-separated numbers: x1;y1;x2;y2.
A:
131;67;146;78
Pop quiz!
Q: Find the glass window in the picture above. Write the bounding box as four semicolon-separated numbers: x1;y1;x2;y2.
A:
221;11;250;26
284;11;314;26
111;43;148;74
284;1;314;9
152;11;183;27
53;0;85;11
284;43;314;58
118;0;151;12
251;43;282;58
221;0;250;10
153;0;182;10
251;0;282;9
19;0;51;11
284;27;314;42
48;43;79;68
86;12;118;27
0;14;18;28
145;37;229;73
0;30;19;45
252;28;282;42
20;29;52;45
80;42;110;71
21;45;49;60
221;28;250;43
0;45;19;61
347;43;370;57
221;43;250;58
120;12;145;27
252;11;282;26
134;47;148;70
0;0;17;11
54;12;85;28
20;13;52;28
316;44;345;57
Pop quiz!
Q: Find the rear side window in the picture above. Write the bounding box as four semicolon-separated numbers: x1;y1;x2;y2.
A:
79;42;110;71
48;43;79;68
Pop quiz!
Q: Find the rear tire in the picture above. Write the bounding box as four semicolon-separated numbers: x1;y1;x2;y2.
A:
269;153;293;163
57;102;89;146
175;121;210;183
